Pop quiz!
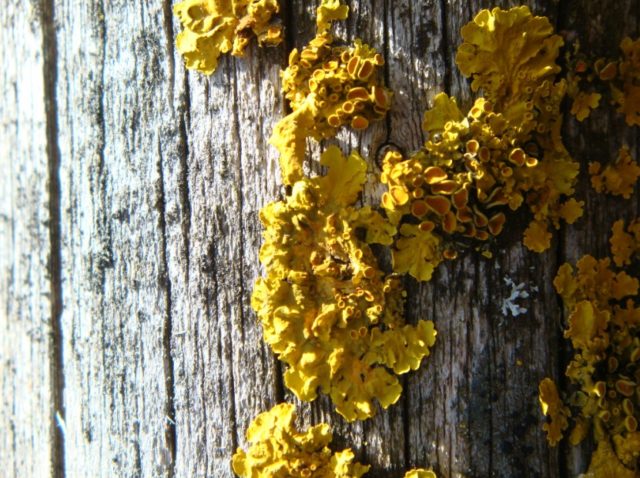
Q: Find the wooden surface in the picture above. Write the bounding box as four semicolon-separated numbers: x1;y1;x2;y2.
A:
1;0;638;477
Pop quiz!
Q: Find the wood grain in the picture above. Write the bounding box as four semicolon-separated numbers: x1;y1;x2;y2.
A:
0;1;58;476
1;0;639;477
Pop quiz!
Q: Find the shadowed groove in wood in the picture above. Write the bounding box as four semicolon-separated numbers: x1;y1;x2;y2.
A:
41;0;66;475
228;60;245;455
553;5;571;478
156;139;177;478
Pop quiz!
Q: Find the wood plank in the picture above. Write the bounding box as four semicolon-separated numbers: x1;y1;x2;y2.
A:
3;0;636;476
391;1;564;476
558;0;639;474
0;1;57;477
55;1;176;475
165;9;286;478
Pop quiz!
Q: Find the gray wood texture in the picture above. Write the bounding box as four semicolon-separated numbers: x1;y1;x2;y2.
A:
1;0;638;477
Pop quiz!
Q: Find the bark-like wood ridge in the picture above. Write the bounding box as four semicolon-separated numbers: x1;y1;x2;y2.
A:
1;1;638;477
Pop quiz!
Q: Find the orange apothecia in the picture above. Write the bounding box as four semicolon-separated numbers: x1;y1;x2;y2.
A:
271;0;392;184
380;6;582;281
540;229;640;475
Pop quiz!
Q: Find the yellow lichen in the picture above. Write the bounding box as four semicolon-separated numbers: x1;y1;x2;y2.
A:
610;219;640;267
272;31;392;184
615;37;640;126
252;147;436;421
317;0;349;32
173;0;283;75
539;378;570;446
579;440;637;478
231;403;370;478
403;470;437;478
566;36;640;126
455;6;563;119
379;6;582;281
589;147;640;199
570;91;601;121
542;248;640;474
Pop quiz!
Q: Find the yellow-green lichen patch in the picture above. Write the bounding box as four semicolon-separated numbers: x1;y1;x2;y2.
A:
231;403;370;478
271;31;392;184
540;250;640;475
252;147;436;421
589;147;640;199
173;0;283;75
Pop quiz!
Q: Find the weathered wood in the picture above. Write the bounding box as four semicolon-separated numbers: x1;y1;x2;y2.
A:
559;1;640;475
2;0;640;477
0;2;60;477
55;1;175;476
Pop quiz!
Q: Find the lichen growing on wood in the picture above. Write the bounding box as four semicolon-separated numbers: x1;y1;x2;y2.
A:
271;27;391;184
231;403;371;477
589;146;640;199
540;245;640;475
232;403;438;478
565;36;640;126
252;147;436;421
380;6;582;281
173;0;283;75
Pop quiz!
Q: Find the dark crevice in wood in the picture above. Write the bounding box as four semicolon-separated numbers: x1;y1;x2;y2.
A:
555;2;573;477
401;375;410;471
229;63;244;453
41;0;66;476
162;0;176;111
381;0;392;143
282;0;296;68
487;269;495;477
179;76;192;284
156;140;177;478
96;0;112;294
440;0;452;96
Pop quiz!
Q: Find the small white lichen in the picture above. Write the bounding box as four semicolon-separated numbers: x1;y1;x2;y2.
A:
501;276;530;317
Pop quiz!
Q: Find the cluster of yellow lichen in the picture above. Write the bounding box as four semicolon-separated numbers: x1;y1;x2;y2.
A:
566;36;640;126
252;147;436;421
539;229;640;475
380;6;582;281
589;146;640;199
232;403;371;477
270;4;392;184
611;219;640;267
173;0;283;75
232;403;437;478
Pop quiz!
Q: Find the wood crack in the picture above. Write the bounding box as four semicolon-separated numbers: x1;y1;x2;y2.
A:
41;0;66;476
228;61;244;454
439;0;452;96
178;77;192;284
162;0;177;111
156;140;177;478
